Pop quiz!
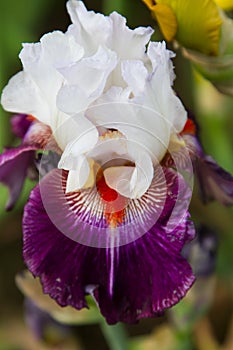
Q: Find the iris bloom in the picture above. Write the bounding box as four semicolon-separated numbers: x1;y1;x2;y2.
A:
1;0;228;324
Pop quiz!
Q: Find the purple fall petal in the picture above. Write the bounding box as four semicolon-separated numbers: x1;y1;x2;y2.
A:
195;155;233;206
0;145;38;210
23;168;195;324
24;298;70;340
168;132;233;206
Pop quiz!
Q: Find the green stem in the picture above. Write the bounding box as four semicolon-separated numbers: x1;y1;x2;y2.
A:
100;320;129;350
102;0;126;15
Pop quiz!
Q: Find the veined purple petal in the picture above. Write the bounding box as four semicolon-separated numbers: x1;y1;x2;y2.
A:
11;114;32;139
0;145;38;210
23;167;195;324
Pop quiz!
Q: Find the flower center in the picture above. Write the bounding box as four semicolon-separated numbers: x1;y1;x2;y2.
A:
96;170;128;229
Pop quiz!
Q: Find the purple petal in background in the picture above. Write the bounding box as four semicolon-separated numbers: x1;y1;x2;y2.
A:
0;145;38;210
11;114;32;139
195;155;233;206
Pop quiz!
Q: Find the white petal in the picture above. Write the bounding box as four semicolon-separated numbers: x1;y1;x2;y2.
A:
58;116;98;168
59;45;117;86
1;71;50;124
104;149;153;199
87;133;128;166
65;155;90;192
104;166;135;198
57;46;117;114
88;90;170;163
66;0;111;54
147;41;175;83
56;85;92;116
144;42;187;133
109;12;153;60
19;42;63;110
40;31;84;68
128;146;154;197
121;60;148;96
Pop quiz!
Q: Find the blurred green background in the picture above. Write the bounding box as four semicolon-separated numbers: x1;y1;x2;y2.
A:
0;1;233;349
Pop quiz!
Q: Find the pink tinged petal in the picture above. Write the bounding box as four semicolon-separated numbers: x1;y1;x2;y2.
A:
23;167;195;324
1;72;50;124
23;122;56;150
0;145;38;210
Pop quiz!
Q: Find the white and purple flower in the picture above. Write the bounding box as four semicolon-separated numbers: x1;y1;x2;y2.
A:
1;0;231;324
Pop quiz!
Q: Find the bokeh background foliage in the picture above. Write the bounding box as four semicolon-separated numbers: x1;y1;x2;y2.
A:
0;1;233;349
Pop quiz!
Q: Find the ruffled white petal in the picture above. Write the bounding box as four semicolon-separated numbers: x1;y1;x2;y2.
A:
1;71;50;124
67;0;111;55
57;46;117;115
121;60;147;96
40;31;84;68
109;12;153;60
1;1;188;201
144;42;187;133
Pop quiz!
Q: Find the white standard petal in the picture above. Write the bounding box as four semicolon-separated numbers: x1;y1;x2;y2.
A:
57;46;117;114
109;12;153;60
121;60;148;96
17;31;84;127
40;31;84;68
144;42;187;134
147;41;175;84
66;0;111;54
56;85;93;116
1;71;50;124
19;42;63;114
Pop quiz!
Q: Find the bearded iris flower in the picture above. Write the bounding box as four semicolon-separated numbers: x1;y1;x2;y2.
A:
0;0;202;324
